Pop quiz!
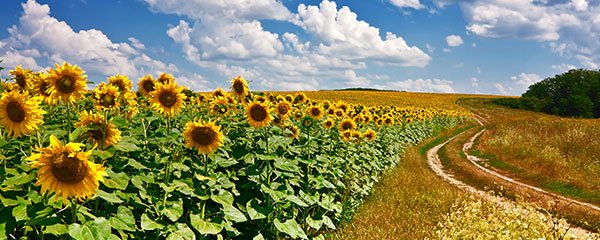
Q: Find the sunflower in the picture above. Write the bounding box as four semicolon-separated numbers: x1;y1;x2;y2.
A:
27;135;105;203
138;74;156;97
384;117;394;125
363;129;376;141
157;72;175;85
292;108;303;121
9;65;33;91
275;101;291;119
209;97;230;116
272;115;285;126
339;118;356;132
93;84;120;111
334;109;345;118
2;82;19;92
323;118;334;129
183;120;223;155
293;92;307;104
406;118;413;124
196;94;207;104
255;95;267;103
123;92;139;119
150;81;186;117
337;102;349;113
108;74;132;93
301;116;315;129
245;101;272;128
75;111;121;148
284;125;300;139
327;107;335;116
322;100;331;110
46;62;88;104
284;94;294;103
212;88;227;99
340;130;352;142
351;131;362;143
0;91;45;138
376;118;384;126
32;73;53;104
306;105;324;120
230;76;249;99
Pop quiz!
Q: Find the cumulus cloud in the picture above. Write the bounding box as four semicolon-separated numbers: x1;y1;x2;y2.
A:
446;34;464;47
551;63;577;72
0;0;175;82
297;1;431;67
344;70;371;87
511;72;542;87
470;77;479;88
378;78;455;93
389;0;425;10
433;0;600;69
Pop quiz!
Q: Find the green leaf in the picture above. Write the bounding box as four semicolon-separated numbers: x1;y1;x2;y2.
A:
3;172;35;186
96;190;123;204
322;215;336;230
305;216;322;230
246;199;268;220
94;150;114;161
274;159;300;173
286;195;308;207
0;223;6;240
126;158;148;170
214;155;238;168
44;224;68;236
162;200;184;222
141;213;163;230
210;190;234;207
114;139;141;152
109;206;135;231
102;171;129;190
68;217;112;240
12;202;28;222
166;223;195;240
273;218;307;239
223;205;247;223
189;214;223;235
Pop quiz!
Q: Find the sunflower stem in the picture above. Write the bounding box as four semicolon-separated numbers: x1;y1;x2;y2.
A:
203;154;208;175
66;102;72;138
264;127;270;185
70;200;78;224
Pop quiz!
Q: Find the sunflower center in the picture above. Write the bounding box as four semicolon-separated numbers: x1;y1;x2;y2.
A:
51;155;88;183
6;101;25;122
342;122;352;130
250;105;268;121
311;108;321;116
159;92;177;107
57;77;76;94
16;76;27;88
40;82;51;96
191;127;215;146
277;105;288;115
143;80;155;92
101;94;116;107
233;81;244;94
326;121;332;127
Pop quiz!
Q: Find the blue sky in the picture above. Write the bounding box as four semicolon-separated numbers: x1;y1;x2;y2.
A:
0;0;598;95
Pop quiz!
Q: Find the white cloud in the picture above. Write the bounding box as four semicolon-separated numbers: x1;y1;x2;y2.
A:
389;0;425;10
494;83;507;95
434;0;600;68
378;78;455;93
551;64;577;72
470;77;479;88
344;70;371;87
296;0;431;67
0;0;174;81
144;0;293;21
443;48;451;52
425;43;435;53
128;37;146;50
510;72;542;87
446;34;463;47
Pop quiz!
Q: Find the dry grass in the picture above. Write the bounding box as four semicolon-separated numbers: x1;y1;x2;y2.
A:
328;125;471;239
462;99;600;205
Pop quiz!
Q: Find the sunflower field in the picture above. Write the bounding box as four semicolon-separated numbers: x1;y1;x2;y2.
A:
0;62;471;239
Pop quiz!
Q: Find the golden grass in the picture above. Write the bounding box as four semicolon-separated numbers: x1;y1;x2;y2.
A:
328;125;470;239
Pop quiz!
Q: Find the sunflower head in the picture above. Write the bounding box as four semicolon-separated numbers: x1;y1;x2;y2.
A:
212;88;227;99
209;97;230;116
138;74;156;96
334;109;345;118
293;93;307;104
107;74;132;93
255;95;267;103
9;65;33;90
27;135;106;203
184;120;224;155
275;101;291;119
376;118;384;126
245;101;272;128
46;62;88;104
341;130;352;142
351;131;362;143
93;83;120;111
322;100;331;110
364;129;376;141
2;82;19;92
406;118;413;124
337;102;349;113
230;76;249;99
323;118;334;129
307;105;324;120
284;125;300;139
327;107;335;115
0;91;46;138
384;117;394;125
284;94;294;103
31;73;54;104
75;111;121;148
272;115;286;126
150;81;186;117
339;118;356;132
157;72;175;85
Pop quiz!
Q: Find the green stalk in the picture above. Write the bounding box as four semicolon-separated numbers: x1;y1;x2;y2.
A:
66;102;72;138
70;200;78;224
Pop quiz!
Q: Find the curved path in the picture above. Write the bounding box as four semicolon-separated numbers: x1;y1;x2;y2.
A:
426;116;598;238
